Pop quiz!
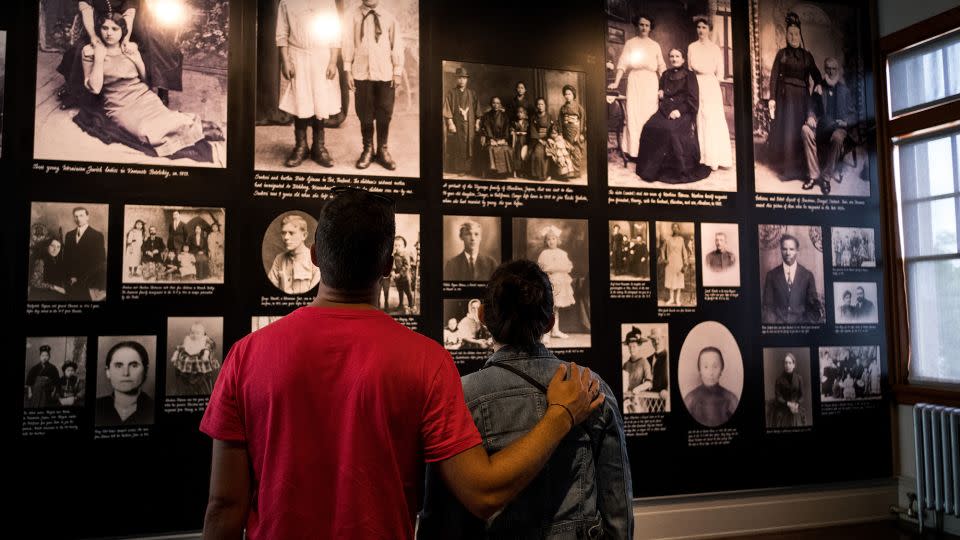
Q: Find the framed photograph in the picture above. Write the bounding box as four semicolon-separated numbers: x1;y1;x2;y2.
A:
608;25;626;44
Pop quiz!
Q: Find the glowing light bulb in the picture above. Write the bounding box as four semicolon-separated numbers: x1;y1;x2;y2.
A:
151;0;186;27
310;12;341;43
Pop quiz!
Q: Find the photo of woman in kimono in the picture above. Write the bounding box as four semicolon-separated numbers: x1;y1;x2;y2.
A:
688;17;732;171
636;49;710;184
559;84;585;177
608;14;665;160
479;96;513;178
528;97;554;180
767;12;822;182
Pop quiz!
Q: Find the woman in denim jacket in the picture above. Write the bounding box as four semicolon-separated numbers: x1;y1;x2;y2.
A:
422;260;633;539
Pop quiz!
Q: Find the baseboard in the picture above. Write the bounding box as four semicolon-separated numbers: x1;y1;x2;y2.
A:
633;480;898;540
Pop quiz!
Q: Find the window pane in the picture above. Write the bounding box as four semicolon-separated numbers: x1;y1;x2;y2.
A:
901;198;958;257
888;28;960;115
896;132;956;200
907;258;960;384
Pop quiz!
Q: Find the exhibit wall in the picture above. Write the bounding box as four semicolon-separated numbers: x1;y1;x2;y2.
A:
5;0;891;537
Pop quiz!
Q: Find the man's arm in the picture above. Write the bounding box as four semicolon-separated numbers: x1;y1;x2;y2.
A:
203;440;251;540
436;363;604;520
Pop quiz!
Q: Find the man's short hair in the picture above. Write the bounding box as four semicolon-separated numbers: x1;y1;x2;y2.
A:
697;346;725;371
856;286;865;294
72;206;89;216
715;232;726;240
281;214;308;233
483;260;554;353
459;220;481;238
104;340;150;372
314;190;395;291
779;234;799;250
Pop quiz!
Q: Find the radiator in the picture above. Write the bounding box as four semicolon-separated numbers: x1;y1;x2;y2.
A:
914;403;960;531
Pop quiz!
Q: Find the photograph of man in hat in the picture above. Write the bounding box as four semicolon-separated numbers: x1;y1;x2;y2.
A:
443;66;480;176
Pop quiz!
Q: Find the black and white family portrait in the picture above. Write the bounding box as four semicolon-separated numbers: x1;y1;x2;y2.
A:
28;201;108;302
256;0;419;177
750;0;870;196
609;220;650;281
95;335;157;427
261;210;320;295
166;317;223;397
35;0;229;167
122;205;225;284
379;213;420;315
24;337;87;410
700;222;739;287
442;215;501;283
443;298;494;352
678;320;743;428
833;282;878;324
656;221;696;307
513;218;591;348
759;224;825;325
621;323;670;414
831;227;875;268
818;346;881;402
606;0;736;191
763;347;813;430
442;60;587;185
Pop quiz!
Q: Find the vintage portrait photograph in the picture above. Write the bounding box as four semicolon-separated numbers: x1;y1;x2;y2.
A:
28;201;109;302
251;315;285;332
24;337;87;410
609;220;650;281
656;221;696;307
759;224;826;325
763;347;813;429
261;210;320;295
701;222;739;287
95;335;157;427
256;0;419;177
442;215;501;283
443;298;494;352
818;346;882;401
834;282;879;324
750;0;870;196
621;323;670;414
122;205;225;284
678;320;743;428
35;0;229;167
442;60;588;185
606;0;737;192
166;317;223;397
831;227;876;268
380;213;420;315
513;218;591;348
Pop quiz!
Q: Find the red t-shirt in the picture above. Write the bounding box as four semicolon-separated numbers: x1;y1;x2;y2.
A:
201;307;481;539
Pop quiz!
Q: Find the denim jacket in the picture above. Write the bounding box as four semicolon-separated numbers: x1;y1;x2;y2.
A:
421;344;633;539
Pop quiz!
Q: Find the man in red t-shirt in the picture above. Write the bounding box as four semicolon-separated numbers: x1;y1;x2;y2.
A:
200;188;604;539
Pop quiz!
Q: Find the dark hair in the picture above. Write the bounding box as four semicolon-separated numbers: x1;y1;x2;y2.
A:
785;11;802;31
314;189;395;290
697;346;725;371
779;234;799;249
693;16;712;30
562;84;577;99
104;340;150;372
489;95;502;106
394;235;407;248
632;14;654;29
95;12;130;42
72;206;89;216
842;290;852;299
482;260;554;352
62;362;78;373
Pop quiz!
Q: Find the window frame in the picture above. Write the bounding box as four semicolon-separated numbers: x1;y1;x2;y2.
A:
878;6;960;407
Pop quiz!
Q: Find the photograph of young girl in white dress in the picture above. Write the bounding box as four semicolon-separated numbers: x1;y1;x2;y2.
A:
35;1;229;167
513;218;590;349
606;0;736;192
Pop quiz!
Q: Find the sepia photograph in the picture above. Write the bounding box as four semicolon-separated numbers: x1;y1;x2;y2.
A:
166;317;223;397
513;218;591;348
28;201;109;302
818;346;882;401
831;227;876;268
24;337;87;409
621;323;670;414
759;224;825;325
678;320;742;427
833;282;879;324
606;0;737;192
609;220;650;281
35;0;229;167
122;205;225;284
442;215;501;283
252;315;285;332
656;221;696;306
443;298;494;352
380;213;420;315
750;0;870;196
701;222;739;287
256;0;419;177
763;347;813;429
95;335;157;427
442;60;587;185
261;210;321;295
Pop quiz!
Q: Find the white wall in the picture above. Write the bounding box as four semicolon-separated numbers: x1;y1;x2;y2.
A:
878;0;960;36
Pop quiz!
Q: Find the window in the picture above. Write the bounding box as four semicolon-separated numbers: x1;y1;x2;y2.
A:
713;1;733;81
881;7;960;404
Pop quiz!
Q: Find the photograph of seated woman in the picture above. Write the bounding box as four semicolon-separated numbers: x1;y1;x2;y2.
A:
764;350;812;429
621;324;670;414
682;346;738;427
35;1;228;167
441;299;494;352
28;202;110;302
422;260;633;539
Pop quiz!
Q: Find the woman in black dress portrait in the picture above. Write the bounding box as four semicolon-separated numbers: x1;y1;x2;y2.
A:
770;352;805;428
29;237;69;302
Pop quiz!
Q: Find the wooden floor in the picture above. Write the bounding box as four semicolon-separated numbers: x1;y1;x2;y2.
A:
739;520;959;539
